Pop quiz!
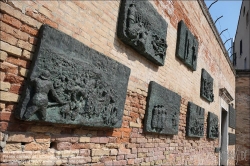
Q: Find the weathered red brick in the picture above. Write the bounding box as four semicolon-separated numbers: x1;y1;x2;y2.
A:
34;134;51;143
0;14;22;28
0;22;29;41
24;142;50;151
0;31;18;45
4;73;24;84
7;133;34;142
99;137;109;144
79;149;90;157
68;156;91;165
17;40;36;52
118;148;131;155
0;72;6;81
28;36;37;45
53;142;72;150
51;135;79;143
20;24;38;36
0;122;8;131
71;143;86;150
0;112;11;121
5;56;30;68
90;137;100;143
0;62;18;75
113;160;127;166
127;159;135;165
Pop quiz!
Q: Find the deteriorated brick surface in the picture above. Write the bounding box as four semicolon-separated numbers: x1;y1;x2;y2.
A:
0;1;235;165
235;71;250;166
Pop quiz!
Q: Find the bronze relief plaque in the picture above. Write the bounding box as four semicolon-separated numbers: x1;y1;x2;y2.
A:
200;69;214;102
186;102;205;138
144;81;181;135
207;112;219;139
176;20;199;71
228;133;236;145
15;25;131;128
117;0;168;66
229;105;236;129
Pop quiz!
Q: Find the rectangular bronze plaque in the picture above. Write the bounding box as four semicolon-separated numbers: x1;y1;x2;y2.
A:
207;112;219;139
117;0;168;66
144;81;181;135
186;102;205;138
200;69;214;102
228;133;236;145
176;20;198;71
15;25;131;128
229;105;236;129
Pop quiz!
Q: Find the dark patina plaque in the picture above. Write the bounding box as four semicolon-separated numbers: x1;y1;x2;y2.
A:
228;133;236;145
200;69;214;102
117;0;168;66
15;25;131;128
207;112;219;139
186;102;204;137
176;20;198;71
229;105;236;129
144;81;181;135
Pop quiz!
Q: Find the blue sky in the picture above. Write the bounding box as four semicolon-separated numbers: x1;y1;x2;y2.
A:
205;0;242;55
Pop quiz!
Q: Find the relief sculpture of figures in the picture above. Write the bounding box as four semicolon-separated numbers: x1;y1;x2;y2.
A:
176;20;199;71
23;70;65;120
144;81;181;135
151;105;167;132
117;0;168;66
200;69;214;102
186;102;205;138
229;105;236;129
15;25;131;128
207;112;219;139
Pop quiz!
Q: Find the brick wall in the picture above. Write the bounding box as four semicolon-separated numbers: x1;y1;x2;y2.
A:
235;70;250;166
0;1;235;165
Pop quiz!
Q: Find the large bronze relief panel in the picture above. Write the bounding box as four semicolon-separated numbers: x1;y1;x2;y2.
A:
117;0;168;66
144;81;181;135
15;25;131;128
207;112;219;139
200;69;214;102
176;20;199;71
186;102;205;138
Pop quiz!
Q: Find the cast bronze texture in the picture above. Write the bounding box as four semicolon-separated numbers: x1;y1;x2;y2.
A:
207;112;219;139
176;20;198;71
186;102;205;138
15;25;131;128
229;105;236;129
228;133;236;145
144;81;181;135
200;69;214;102
117;0;168;66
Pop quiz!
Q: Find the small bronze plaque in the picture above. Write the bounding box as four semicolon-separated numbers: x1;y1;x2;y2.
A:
144;81;181;135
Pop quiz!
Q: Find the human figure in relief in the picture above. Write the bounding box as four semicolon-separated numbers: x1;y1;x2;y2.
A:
23;70;65;120
151;105;158;129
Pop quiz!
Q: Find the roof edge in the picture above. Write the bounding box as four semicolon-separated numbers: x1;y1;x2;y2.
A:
197;0;236;76
234;0;243;41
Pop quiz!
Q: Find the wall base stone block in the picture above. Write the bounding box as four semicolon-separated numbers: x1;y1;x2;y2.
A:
24;142;50;151
3;143;21;151
92;149;110;156
7;133;34;143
